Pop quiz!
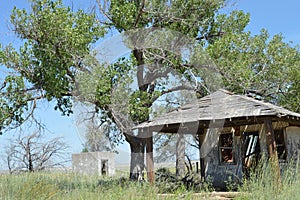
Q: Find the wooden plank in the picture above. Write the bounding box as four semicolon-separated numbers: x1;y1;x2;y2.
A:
146;135;154;184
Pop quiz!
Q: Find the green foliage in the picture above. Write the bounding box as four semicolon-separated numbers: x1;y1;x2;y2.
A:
0;75;29;134
109;0;141;31
144;0;225;37
95;59;132;108
9;0;103;98
129;90;152;122
215;10;250;35
0;0;104;131
208;28;300;112
76;55;135;128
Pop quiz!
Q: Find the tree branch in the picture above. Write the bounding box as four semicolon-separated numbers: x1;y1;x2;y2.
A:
96;0;113;22
143;67;172;84
195;31;225;41
151;85;195;104
134;0;145;28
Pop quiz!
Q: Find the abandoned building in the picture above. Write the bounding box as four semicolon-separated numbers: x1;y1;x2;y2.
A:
72;152;115;176
135;89;300;187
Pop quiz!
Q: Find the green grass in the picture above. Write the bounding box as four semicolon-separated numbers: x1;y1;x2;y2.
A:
0;172;196;200
236;158;300;200
2;159;300;200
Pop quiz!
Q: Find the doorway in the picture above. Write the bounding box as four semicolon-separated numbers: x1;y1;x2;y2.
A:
101;160;108;176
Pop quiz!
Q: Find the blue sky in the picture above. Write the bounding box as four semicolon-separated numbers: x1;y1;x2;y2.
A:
0;0;299;167
234;0;300;44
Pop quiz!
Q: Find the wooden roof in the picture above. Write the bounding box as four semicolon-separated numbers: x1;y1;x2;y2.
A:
135;89;300;132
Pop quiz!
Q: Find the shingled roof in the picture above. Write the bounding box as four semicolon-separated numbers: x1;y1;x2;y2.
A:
135;89;300;132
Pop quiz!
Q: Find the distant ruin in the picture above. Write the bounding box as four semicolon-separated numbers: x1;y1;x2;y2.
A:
72;152;115;176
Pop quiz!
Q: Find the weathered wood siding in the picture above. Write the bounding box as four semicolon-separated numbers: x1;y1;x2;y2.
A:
203;128;242;189
202;122;292;188
285;126;300;160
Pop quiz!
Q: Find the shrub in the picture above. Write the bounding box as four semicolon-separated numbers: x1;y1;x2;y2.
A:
155;167;213;193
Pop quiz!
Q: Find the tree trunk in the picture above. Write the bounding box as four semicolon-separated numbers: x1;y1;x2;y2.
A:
146;135;154;184
126;133;146;180
26;146;34;172
126;49;150;181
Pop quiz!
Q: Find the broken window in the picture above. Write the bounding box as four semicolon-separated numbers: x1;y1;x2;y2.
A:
274;129;287;161
243;132;260;170
219;133;234;164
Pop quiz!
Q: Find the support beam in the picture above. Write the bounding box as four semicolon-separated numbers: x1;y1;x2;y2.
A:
264;117;281;187
176;132;185;176
264;117;278;158
146;135;154;184
236;126;247;175
198;129;205;180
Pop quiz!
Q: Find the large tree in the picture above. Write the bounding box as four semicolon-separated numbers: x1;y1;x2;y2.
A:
1;0;299;181
88;0;246;179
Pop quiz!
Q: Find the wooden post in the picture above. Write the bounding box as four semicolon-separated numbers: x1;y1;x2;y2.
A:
235;126;247;175
264;117;281;188
234;126;240;137
264;118;278;158
198;129;205;180
146;134;154;184
176;132;185;176
200;157;205;180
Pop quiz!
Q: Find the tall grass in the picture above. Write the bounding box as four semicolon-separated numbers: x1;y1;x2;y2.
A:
5;159;300;200
237;158;300;200
0;171;195;200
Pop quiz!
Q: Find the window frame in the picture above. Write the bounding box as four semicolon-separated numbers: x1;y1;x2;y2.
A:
219;132;235;165
243;131;260;169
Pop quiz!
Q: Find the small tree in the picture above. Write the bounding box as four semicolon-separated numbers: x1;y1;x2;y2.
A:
5;132;69;173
